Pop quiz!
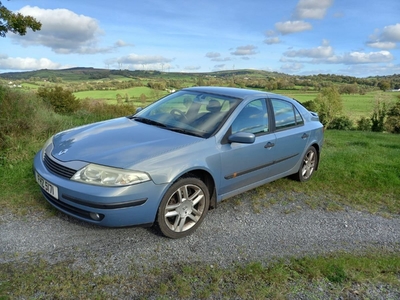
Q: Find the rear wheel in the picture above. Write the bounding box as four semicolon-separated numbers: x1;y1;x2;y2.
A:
157;177;210;239
293;146;317;182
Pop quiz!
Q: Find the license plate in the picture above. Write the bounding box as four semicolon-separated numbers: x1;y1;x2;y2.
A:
35;172;59;199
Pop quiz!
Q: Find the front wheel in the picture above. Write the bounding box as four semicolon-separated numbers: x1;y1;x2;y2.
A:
157;177;210;239
292;146;318;182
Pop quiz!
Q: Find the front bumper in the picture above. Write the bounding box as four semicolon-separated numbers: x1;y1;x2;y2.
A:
33;151;168;227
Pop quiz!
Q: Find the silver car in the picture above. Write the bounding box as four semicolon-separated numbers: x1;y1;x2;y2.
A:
33;87;324;238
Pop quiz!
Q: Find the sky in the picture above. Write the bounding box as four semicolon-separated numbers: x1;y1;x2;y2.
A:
1;0;400;77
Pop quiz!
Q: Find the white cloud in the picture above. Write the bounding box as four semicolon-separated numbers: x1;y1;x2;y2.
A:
366;41;397;50
275;21;312;35
381;23;400;42
12;6;106;54
114;40;133;47
281;39;393;67
268;0;332;39
205;52;221;59
116;53;173;65
183;66;201;71
205;52;231;62
280;63;304;73
265;30;276;37
230;45;258;56
264;37;281;45
294;0;334;20
328;51;393;64
367;23;400;50
338;63;400;77
0;56;67;70
284;40;333;58
103;53;174;71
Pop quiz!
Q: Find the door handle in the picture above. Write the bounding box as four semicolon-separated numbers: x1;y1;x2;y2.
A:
264;142;275;148
301;133;309;139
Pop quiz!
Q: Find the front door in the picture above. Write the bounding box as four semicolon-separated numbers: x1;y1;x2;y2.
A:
219;99;276;196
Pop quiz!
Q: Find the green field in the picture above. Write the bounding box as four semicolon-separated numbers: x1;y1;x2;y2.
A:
73;86;168;101
21;82;42;89
279;90;398;120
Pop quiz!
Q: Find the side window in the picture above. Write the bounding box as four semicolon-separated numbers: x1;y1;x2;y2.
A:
294;108;304;126
231;99;268;134
271;99;304;130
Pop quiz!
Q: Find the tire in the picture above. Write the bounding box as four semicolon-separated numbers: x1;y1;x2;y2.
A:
293;146;318;182
157;177;210;239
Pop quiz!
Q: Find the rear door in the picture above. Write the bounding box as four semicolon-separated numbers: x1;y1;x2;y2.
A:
267;98;309;177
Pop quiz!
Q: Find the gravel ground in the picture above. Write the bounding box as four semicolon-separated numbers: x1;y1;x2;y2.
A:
1;193;400;298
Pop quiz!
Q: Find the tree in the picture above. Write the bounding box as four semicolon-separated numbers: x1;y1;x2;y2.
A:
314;86;343;129
139;93;147;107
371;101;387;132
37;86;80;114
0;1;41;37
377;80;391;91
116;93;122;104
385;100;400;133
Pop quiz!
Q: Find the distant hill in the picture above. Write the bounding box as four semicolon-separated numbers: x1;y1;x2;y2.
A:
0;67;297;81
1;67;399;89
0;67;114;81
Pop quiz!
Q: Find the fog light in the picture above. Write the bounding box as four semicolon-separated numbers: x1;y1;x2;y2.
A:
90;212;101;220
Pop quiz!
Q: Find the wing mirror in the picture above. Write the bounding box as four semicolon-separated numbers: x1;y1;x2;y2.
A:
228;132;255;144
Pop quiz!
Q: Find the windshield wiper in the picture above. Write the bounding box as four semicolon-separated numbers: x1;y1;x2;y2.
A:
133;117;167;128
134;117;203;137
167;127;204;138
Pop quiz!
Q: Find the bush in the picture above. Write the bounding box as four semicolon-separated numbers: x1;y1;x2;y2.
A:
77;99;136;124
0;86;64;151
302;100;318;112
371;101;387;132
327;116;353;130
356;117;371;131
384;100;400;133
37;86;81;114
1;87;24;136
314;86;343;129
1;86;36;149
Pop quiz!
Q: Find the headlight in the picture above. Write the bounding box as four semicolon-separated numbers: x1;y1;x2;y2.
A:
41;136;54;160
71;164;151;186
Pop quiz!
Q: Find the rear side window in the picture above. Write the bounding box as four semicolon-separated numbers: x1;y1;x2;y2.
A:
271;99;304;130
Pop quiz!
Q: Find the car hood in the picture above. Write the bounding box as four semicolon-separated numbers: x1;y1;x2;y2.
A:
51;117;201;168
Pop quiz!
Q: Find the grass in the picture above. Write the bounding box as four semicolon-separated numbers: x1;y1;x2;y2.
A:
1;251;399;299
231;130;400;215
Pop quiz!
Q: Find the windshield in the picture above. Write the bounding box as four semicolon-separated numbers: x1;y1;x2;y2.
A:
133;90;242;138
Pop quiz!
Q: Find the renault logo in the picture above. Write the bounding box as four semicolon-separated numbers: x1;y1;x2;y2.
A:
58;149;68;156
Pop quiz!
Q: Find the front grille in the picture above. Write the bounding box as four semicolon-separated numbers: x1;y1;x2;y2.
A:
44;154;77;179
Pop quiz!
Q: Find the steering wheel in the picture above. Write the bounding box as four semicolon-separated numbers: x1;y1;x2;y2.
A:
170;108;187;121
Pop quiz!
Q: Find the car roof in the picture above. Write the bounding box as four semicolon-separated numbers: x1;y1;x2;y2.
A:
182;86;279;100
